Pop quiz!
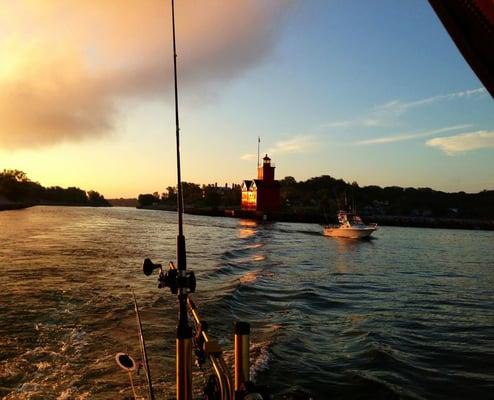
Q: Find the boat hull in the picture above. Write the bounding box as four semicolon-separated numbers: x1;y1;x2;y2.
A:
323;226;376;239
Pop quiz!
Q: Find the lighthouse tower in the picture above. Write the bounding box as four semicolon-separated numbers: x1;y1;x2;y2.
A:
257;154;275;182
241;154;280;212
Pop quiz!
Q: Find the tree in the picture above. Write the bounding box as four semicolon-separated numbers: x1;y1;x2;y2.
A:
163;186;177;204
138;193;160;207
203;186;221;209
0;170;42;201
182;182;202;205
0;170;112;205
87;190;110;206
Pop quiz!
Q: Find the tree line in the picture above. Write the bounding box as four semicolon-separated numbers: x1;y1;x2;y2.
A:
138;182;241;209
139;175;493;219
279;175;494;219
0;169;110;206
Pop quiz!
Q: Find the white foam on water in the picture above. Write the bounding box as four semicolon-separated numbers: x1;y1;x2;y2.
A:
57;387;91;400
249;341;271;382
35;361;51;371
0;323;91;399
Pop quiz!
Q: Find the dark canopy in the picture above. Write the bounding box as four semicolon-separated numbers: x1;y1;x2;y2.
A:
429;0;494;98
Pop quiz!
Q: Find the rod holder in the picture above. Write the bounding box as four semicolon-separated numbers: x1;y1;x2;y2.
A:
234;321;250;394
176;332;192;400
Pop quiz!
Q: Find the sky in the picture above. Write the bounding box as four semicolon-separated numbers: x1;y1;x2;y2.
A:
0;0;493;198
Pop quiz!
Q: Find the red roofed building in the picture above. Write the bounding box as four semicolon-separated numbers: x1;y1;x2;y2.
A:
241;154;280;212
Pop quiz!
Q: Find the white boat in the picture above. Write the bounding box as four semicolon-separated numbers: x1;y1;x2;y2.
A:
323;211;377;239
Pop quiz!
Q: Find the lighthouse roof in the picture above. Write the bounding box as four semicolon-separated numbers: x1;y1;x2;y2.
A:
253;179;280;188
242;180;253;190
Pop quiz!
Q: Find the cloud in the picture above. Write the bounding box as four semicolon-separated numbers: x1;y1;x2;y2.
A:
356;125;471;145
240;153;257;161
240;135;318;161
0;1;290;149
320;87;487;131
320;121;352;129
268;135;318;154
426;130;494;155
374;87;487;116
319;117;390;130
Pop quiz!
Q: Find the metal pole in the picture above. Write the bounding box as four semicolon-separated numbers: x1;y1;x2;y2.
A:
234;322;250;394
176;337;192;400
257;137;260;168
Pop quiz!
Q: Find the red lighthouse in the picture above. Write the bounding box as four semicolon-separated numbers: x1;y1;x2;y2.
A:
241;154;280;212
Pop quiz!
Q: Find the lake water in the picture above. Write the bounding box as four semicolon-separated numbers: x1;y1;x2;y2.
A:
0;206;493;399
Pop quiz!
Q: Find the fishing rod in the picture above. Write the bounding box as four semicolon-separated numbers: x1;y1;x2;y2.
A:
141;1;195;398
133;291;155;400
138;2;269;399
171;0;194;398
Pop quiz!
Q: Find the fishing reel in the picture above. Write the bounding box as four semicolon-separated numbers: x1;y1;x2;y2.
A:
143;258;196;294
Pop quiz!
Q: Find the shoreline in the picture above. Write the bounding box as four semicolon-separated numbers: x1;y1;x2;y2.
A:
2;203;492;231
0;202;111;212
0;202;35;211
138;204;494;231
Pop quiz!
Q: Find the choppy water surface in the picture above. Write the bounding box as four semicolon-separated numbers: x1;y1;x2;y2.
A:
0;206;493;399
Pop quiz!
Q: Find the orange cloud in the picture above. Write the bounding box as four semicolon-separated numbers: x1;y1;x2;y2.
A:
0;1;289;149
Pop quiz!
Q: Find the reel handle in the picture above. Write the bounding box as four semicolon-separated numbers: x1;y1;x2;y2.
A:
143;258;162;276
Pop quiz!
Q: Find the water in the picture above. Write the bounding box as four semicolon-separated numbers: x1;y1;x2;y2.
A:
0;206;493;399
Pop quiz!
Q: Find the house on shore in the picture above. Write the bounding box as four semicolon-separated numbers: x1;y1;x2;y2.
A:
241;154;280;212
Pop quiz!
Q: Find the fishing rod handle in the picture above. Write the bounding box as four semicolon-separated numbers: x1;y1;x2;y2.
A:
234;322;250;394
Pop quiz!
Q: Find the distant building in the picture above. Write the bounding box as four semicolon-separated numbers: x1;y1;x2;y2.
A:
241;154;280;212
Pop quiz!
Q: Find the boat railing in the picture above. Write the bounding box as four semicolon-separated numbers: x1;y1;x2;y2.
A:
187;297;234;400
